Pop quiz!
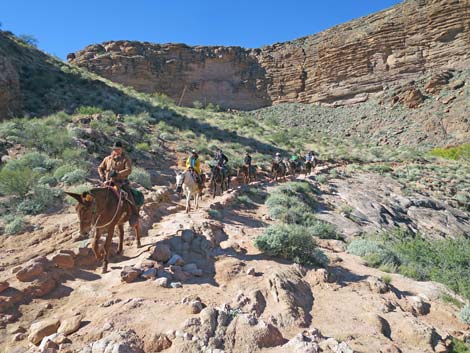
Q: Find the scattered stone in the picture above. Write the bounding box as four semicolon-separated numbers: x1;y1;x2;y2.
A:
189;300;203;314
451;80;465;90
58;314;82;336
8;325;27;335
24;273;57;298
16;261;45;282
182;263;198;273
145;333;172;352
246;267;256;276
79;330;144;353
367;276;389;294
141;268;157;280
12;333;26;342
364;313;391;338
28;318;61;345
170;282;182;288
0;281;9;293
442;95;456;105
181;229;195;243
151;244;172;262
167;254;184;266
52;253;75;269
120;266;141;283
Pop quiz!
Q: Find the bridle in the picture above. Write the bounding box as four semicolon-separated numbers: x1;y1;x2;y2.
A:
88;187;124;232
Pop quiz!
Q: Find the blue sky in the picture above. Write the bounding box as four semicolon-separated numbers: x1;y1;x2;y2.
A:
0;0;402;59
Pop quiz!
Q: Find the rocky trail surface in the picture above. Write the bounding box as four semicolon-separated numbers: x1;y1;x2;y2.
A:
1;165;469;353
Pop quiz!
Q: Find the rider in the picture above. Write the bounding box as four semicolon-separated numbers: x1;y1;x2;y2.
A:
305;151;315;164
186;149;203;188
214;148;229;178
273;152;282;164
97;141;138;224
290;152;300;166
244;151;252;179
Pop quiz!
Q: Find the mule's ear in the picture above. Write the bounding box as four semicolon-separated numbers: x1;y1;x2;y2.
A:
65;192;83;204
81;192;94;203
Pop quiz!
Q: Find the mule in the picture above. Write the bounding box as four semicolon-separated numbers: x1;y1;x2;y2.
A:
210;164;229;198
271;160;286;182
238;164;257;184
175;170;202;213
66;187;141;273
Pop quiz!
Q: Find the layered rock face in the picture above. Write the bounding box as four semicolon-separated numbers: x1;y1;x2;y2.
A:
71;0;470;109
0;55;20;119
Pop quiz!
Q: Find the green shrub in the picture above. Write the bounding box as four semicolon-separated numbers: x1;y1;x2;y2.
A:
16;185;62;214
75;106;102;115
38;175;58;186
4;217;25;235
0;167;36;197
53;164;77;181
459;305;470;324
316;175;327;184
193;101;204;109
129;167;152;189
450;338;470;353
236;194;254;206
3;152;59;172
61;148;87;164
135;142;150;153
310;221;339;239
381;274;392;285
429;144;470;161
61;169;87;185
255;224;329;267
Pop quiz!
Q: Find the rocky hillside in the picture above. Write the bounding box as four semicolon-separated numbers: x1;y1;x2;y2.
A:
70;0;470;109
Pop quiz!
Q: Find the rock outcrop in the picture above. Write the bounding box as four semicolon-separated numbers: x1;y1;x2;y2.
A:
0;54;20;119
70;0;470;109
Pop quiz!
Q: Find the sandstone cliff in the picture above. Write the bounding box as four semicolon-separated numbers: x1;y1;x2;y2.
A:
70;0;470;109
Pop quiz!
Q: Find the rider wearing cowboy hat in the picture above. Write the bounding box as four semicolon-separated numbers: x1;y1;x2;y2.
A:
98;141;139;223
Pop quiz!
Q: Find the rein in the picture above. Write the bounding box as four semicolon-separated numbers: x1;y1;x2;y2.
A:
91;187;124;230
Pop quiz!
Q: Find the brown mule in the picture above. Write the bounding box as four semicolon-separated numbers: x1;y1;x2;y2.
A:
66;187;141;273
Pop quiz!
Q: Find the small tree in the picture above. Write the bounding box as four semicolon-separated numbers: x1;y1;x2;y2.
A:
18;34;38;47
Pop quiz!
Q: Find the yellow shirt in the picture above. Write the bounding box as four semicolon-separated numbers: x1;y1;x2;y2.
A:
186;156;201;174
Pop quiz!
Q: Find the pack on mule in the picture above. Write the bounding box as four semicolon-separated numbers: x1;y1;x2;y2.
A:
66;186;141;273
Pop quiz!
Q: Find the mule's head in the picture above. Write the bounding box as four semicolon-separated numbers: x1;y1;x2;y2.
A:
66;191;95;236
175;172;184;193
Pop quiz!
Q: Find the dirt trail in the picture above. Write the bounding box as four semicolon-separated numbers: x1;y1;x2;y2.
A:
1;170;469;353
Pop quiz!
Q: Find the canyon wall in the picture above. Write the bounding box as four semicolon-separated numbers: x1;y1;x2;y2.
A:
70;0;470;110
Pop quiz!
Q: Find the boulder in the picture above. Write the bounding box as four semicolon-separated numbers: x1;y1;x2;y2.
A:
151;244;172;262
141;268;157;280
367;276;389;294
225;315;286;351
0;281;9;293
189;300;203;314
52;253;75;269
24;273;57;298
145;333;172;352
167;254;185;266
58;314;82;336
181;229;195;243
120;266;141;283
79;330;144;353
16;261;45;282
28;318;61;345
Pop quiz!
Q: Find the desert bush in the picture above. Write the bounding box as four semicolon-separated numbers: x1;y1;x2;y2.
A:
316;175;327;184
208;209;222;219
53;164;77;181
429;144;470;161
75;106;102;115
381;274;392;285
309;221;340;239
4;216;25;235
61;169;87;185
129;167;151;189
255;224;329;267
16;185;62;214
450;337;470;353
0;167;36;197
3;152;60;172
135;142;150;153
193;101;204;109
38;175;58;186
348;232;470;300
459;305;470;324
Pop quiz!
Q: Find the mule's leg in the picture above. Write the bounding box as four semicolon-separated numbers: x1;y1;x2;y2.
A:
102;226;115;273
195;192;199;209
117;224;124;255
92;228;103;261
186;191;190;213
134;223;141;248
